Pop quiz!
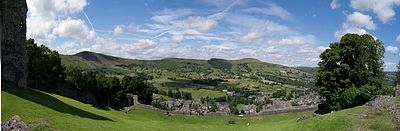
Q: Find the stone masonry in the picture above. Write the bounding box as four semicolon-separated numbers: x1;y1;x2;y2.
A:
1;0;28;88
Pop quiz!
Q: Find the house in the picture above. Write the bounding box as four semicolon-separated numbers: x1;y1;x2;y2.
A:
216;102;230;113
165;99;174;108
270;100;291;109
244;104;257;115
183;100;191;108
255;95;265;103
227;91;235;96
174;101;182;108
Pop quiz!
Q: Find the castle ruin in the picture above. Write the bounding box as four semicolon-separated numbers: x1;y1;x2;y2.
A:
1;0;28;88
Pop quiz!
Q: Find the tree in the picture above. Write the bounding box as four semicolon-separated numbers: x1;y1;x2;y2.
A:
271;90;286;99
316;34;387;111
121;76;157;104
27;38;65;86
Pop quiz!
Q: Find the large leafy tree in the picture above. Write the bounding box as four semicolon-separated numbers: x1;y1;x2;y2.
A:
27;38;65;86
316;34;387;111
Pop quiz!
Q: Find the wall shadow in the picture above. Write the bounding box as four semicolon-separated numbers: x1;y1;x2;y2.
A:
2;82;115;122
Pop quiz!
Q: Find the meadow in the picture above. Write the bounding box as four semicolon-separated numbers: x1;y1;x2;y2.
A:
2;82;394;130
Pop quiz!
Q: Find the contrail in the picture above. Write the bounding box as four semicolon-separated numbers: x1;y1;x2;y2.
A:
209;0;240;20
83;9;95;32
96;29;155;40
153;30;170;38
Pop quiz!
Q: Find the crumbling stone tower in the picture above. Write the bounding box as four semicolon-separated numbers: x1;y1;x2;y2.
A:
1;0;28;88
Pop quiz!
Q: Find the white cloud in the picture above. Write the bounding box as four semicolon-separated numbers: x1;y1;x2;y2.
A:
397;34;400;43
53;18;95;41
187;16;217;32
198;0;237;8
347;12;376;30
26;0;88;43
226;14;293;35
330;0;341;9
113;26;124;36
387;46;399;54
240;31;263;42
171;34;184;43
55;41;80;54
127;23;141;32
298;46;329;54
151;8;193;24
159;37;170;43
157;34;184;43
350;0;400;23
266;35;316;46
335;27;369;38
384;61;398;71
335;12;375;38
129;39;158;50
52;0;88;14
242;3;293;20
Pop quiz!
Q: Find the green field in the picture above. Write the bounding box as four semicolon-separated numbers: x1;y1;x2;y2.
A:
1;83;394;130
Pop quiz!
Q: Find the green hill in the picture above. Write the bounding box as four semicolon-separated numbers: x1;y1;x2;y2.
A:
60;51;316;97
1;82;394;130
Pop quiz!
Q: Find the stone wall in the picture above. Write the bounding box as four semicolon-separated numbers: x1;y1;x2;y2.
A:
394;84;400;97
256;105;318;116
29;81;98;106
1;0;28;88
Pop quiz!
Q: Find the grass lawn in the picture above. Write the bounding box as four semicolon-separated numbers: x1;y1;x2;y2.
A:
1;82;394;130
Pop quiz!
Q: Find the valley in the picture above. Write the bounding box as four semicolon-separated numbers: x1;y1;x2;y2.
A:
61;51;320;115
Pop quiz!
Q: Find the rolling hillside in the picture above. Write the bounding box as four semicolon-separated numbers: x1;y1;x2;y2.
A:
1;82;394;130
61;51;316;96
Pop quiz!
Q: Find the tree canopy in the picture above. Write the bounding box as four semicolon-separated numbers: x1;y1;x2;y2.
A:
27;38;66;86
316;34;390;111
27;38;157;107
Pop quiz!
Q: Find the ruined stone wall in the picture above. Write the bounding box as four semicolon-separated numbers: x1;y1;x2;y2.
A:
1;0;28;88
29;81;98;106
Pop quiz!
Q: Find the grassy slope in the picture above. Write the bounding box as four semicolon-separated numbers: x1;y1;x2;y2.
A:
2;83;394;130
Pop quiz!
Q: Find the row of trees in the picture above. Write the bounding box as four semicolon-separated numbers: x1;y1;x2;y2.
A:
66;67;156;106
27;38;156;107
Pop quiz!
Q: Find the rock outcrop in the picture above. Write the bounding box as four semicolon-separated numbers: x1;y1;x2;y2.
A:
1;115;30;131
1;0;28;88
366;95;400;129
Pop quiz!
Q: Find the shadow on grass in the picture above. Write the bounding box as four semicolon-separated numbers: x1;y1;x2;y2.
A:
94;106;124;111
2;83;115;122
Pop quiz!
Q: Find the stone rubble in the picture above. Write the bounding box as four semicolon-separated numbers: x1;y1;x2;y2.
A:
1;115;30;131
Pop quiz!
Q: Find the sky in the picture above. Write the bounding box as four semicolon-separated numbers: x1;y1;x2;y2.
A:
26;0;400;71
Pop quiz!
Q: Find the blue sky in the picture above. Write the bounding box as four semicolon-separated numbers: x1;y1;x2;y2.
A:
26;0;400;70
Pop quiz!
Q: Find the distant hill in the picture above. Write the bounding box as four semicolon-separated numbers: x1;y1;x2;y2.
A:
61;51;316;95
61;51;301;76
295;67;318;74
